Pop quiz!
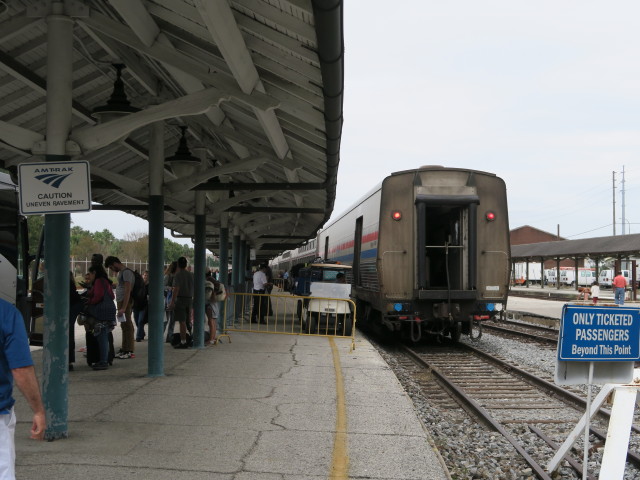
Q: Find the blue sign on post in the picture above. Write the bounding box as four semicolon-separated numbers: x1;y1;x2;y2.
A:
558;305;640;361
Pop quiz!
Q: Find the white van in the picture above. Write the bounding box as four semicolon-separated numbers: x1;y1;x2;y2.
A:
600;270;636;288
560;269;596;286
598;270;614;288
545;269;557;285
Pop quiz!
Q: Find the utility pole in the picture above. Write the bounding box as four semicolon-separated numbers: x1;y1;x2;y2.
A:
613;171;616;236
621;165;626;235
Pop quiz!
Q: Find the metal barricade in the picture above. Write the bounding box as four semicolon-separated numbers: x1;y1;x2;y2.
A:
220;289;356;351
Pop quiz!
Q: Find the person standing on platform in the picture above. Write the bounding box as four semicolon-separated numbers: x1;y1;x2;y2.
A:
134;271;149;342
91;253;104;270
85;265;116;370
163;261;178;342
205;279;225;345
104;257;136;359
251;265;270;324
0;298;45;478
68;272;83;371
590;282;600;305
613;271;627;306
167;257;194;349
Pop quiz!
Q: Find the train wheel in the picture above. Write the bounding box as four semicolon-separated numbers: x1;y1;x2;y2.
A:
449;322;461;343
343;315;353;336
470;321;483;340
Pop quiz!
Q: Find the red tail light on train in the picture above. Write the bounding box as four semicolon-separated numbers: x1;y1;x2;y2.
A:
485;211;496;221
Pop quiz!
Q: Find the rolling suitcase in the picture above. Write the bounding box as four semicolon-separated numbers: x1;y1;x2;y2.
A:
85;331;115;366
171;332;194;347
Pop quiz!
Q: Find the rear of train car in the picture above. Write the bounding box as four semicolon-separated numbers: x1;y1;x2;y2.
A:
318;166;510;342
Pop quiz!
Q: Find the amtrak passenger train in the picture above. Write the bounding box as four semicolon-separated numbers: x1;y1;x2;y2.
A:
271;166;511;342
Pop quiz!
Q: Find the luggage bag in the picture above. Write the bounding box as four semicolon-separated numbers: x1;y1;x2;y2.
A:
85;331;115;366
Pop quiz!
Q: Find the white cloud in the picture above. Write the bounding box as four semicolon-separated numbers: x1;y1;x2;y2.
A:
332;0;640;238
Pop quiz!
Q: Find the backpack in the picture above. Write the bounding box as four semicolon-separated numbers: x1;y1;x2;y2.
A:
205;281;226;302
126;268;147;308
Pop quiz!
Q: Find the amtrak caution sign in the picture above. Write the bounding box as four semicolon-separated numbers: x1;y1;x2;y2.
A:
18;161;91;214
558;305;640;361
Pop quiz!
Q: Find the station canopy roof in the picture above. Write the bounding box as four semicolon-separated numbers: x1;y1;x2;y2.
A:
0;0;344;261
511;233;640;261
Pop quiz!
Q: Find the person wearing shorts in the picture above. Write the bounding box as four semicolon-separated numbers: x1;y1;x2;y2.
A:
168;257;194;348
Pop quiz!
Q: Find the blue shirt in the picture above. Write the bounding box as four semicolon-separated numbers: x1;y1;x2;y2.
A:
0;299;34;413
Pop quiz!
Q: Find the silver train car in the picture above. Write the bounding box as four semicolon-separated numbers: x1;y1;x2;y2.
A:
275;166;511;342
270;238;317;276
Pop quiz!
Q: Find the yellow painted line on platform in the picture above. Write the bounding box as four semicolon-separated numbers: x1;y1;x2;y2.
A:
329;337;349;479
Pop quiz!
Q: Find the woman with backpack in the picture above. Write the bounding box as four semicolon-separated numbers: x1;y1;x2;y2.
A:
84;265;116;370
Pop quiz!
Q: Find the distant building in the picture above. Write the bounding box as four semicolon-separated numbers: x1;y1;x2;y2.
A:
510;225;581;268
510;225;564;245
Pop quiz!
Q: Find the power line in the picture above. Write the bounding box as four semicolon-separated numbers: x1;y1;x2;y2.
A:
565;223;613;238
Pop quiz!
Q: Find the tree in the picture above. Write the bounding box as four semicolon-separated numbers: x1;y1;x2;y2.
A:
93;229;116;246
120;232;149;261
89;229;123;256
70;225;92;250
164;238;193;263
26;215;44;254
72;235;101;261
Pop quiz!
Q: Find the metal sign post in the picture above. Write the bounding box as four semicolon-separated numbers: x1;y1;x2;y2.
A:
550;304;640;479
582;362;593;480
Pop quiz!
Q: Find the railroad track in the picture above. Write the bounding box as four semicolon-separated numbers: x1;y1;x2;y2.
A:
400;342;640;479
482;318;559;347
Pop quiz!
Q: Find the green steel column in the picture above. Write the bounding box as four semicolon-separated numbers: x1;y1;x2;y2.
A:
193;214;206;348
42;6;74;440
232;231;240;289
192;148;207;349
239;240;247;292
218;226;229;332
147;121;165;377
231;231;241;323
147;195;165;376
42;203;70;440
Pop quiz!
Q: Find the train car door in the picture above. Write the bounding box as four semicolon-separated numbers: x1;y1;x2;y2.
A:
353;216;363;286
416;195;478;292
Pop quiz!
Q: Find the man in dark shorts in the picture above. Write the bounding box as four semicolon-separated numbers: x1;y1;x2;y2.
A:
167;257;194;348
104;256;136;359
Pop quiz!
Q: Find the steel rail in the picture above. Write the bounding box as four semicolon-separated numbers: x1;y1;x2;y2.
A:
481;323;558;345
528;425;595;480
401;345;554;480
590;425;640;469
499;318;559;333
461;342;640;435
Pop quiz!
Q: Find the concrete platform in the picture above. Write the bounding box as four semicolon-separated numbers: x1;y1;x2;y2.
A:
14;330;450;479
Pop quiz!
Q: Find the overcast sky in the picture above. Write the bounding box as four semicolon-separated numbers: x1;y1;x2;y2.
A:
73;1;640;246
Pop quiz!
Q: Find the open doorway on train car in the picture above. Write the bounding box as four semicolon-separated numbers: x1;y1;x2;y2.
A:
418;204;470;290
